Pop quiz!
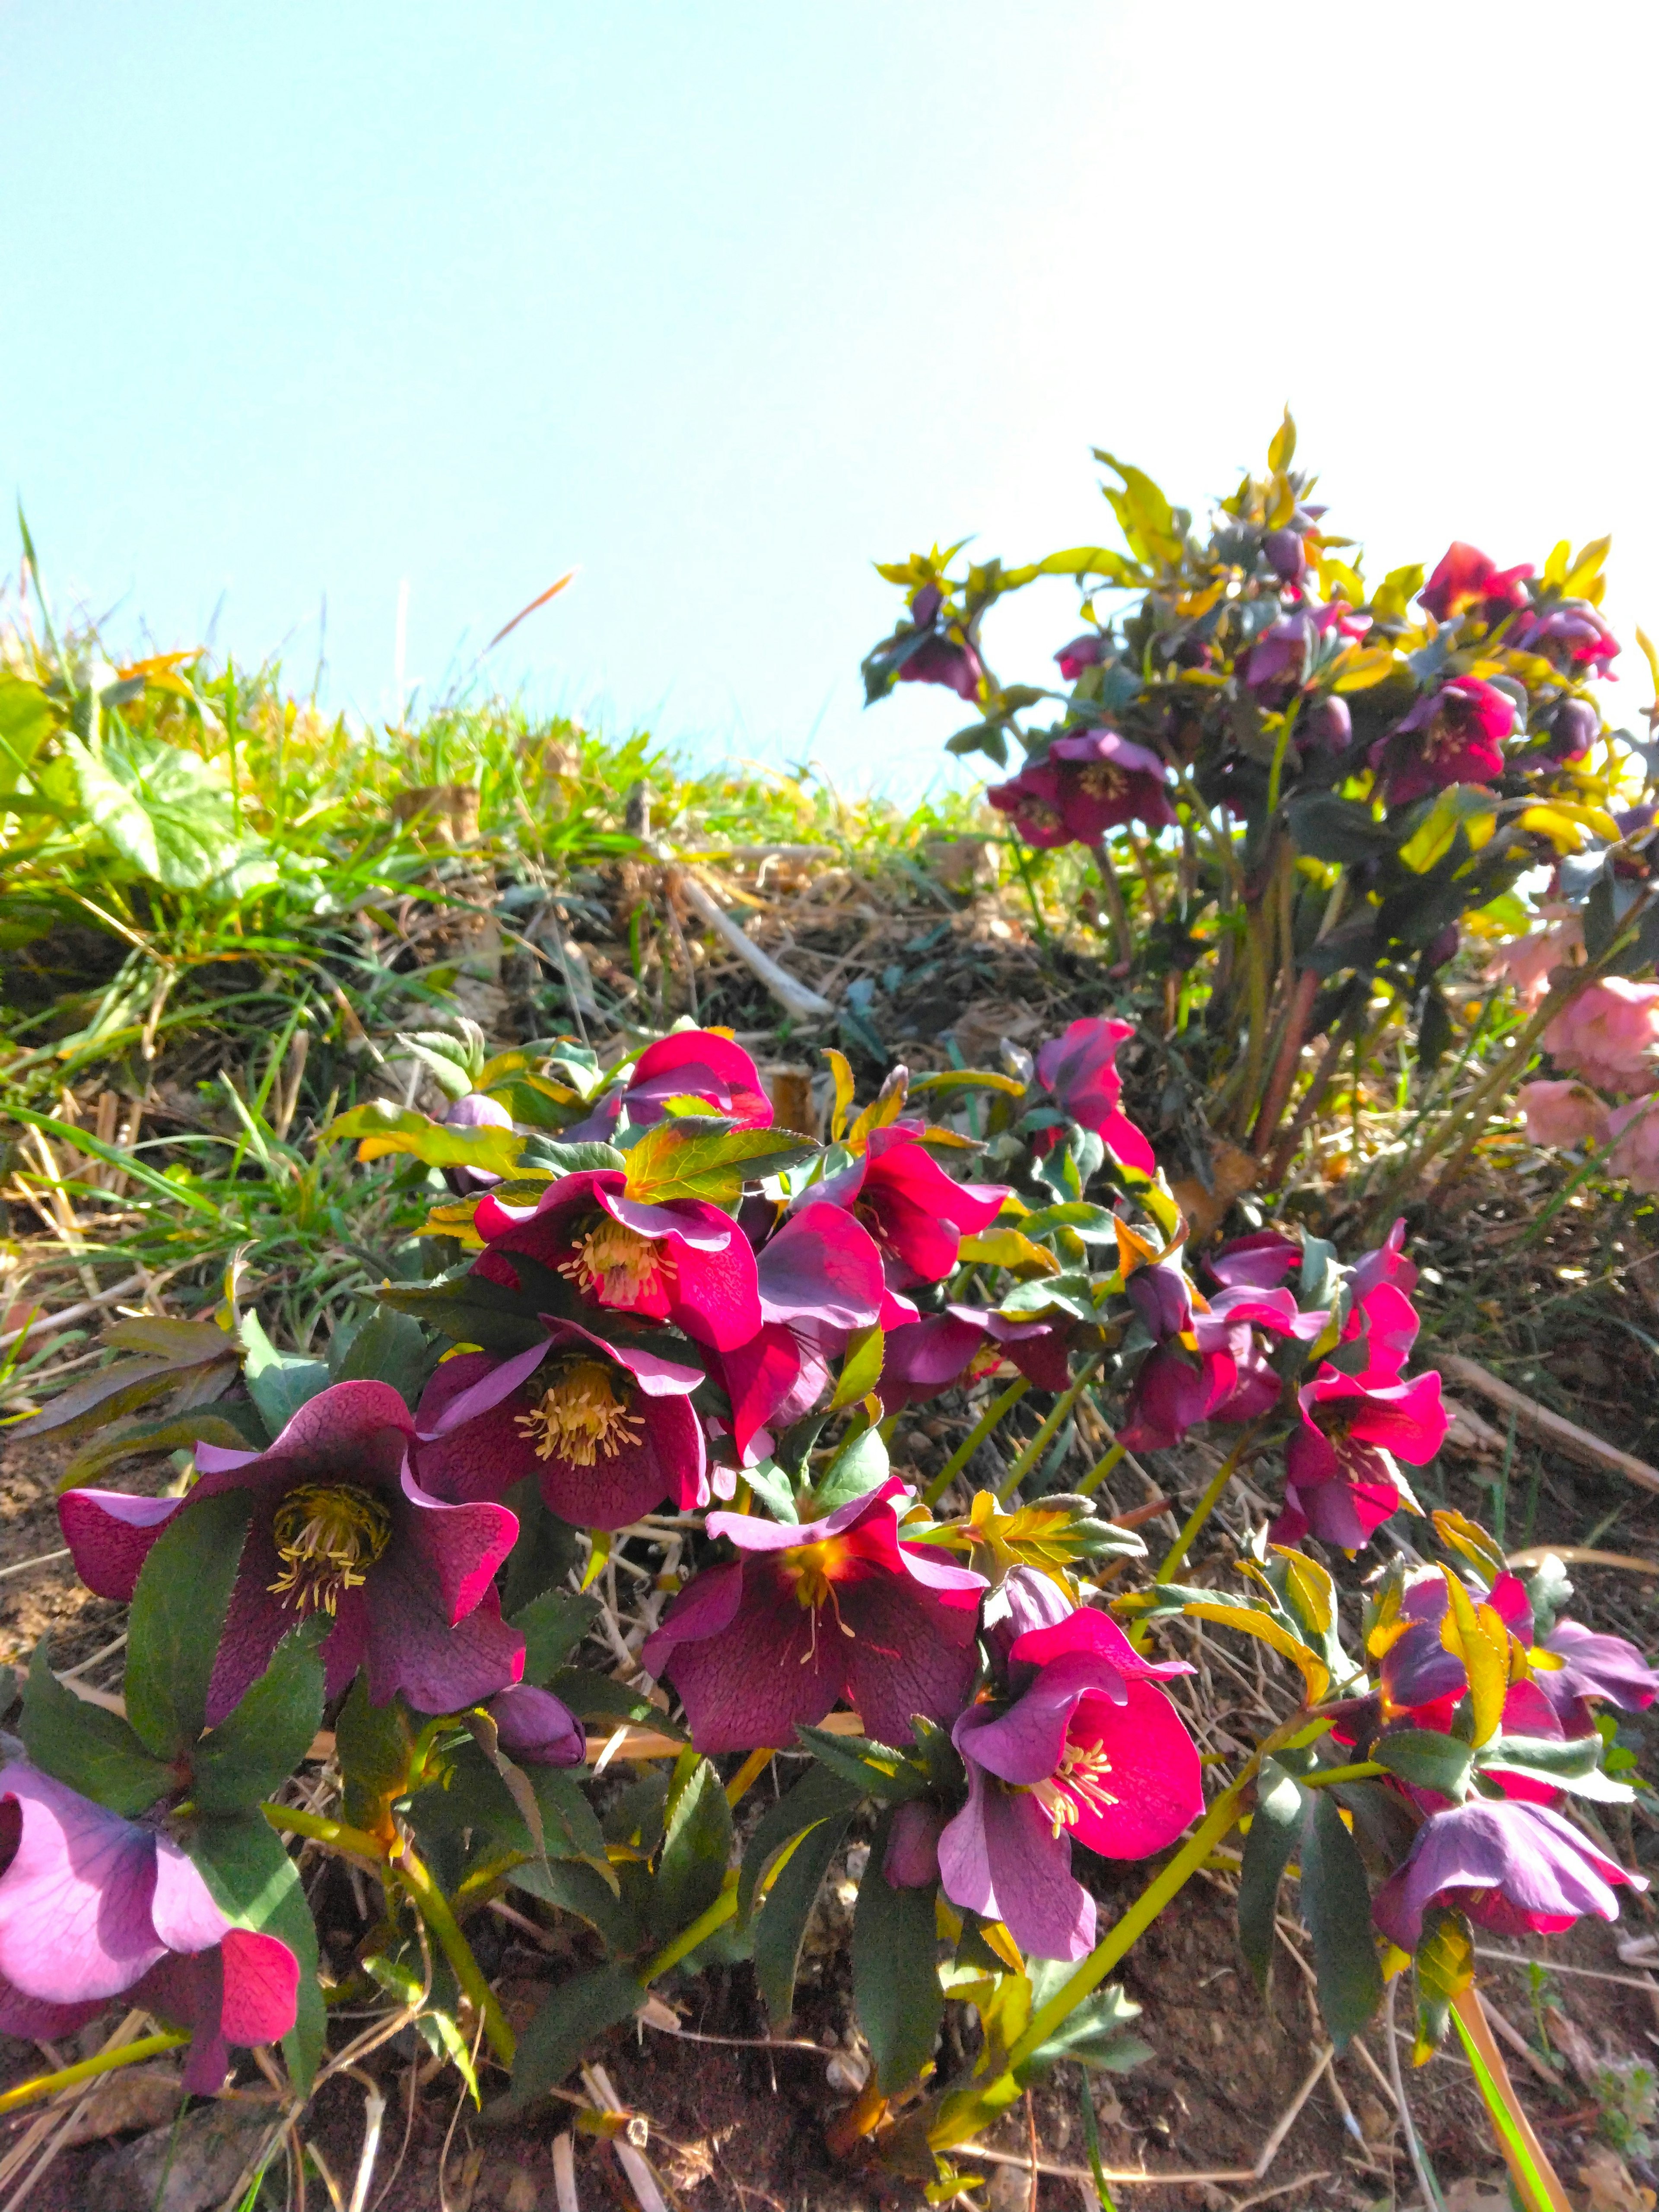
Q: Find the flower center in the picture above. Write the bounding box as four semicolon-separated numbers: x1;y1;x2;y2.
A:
1030;1737;1118;1838
1077;762;1128;802
515;1357;644;1466
1020;800;1063;834
269;1483;393;1616
779;1535;860;1662
967;1343;1011;1382
558;1217;676;1308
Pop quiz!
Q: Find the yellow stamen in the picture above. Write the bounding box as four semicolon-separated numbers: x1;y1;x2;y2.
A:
1030;1739;1118;1838
558;1217;675;1307
1077;762;1128;803
269;1484;393;1617
1019;800;1064;835
779;1535;859;1662
516;1358;645;1467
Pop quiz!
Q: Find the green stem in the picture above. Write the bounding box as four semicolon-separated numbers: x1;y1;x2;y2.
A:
263;1801;388;1865
641;1870;739;1982
923;1379;1030;1507
1299;1761;1382;1789
994;1354;1103;1503
1153;1427;1261;1585
393;1840;517;2069
1074;1438;1126;1500
0;2030;190;2115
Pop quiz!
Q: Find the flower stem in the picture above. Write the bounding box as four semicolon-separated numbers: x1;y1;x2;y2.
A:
923;1379;1030;1508
724;1747;773;1809
1074;1438;1126;1499
263;1801;388;1867
994;1354;1104;1504
1153;1427;1261;1585
393;1840;517;2069
640;1870;739;1982
0;2030;190;2116
1298;1761;1382;1789
1451;1987;1572;2212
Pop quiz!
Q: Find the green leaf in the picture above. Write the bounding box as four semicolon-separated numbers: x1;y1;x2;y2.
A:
738;1765;862;1923
336;1673;416;1833
1284;789;1392;867
795;1724;928;1805
378;1278;548;1357
509;1856;639;1955
1237;1760;1306;1996
16;1347;238;1443
621;1119;820;1208
20;1643;174;1816
0;671;55;799
528;1764;610;1867
1299;1789;1382;2047
548;1666;686;1738
852;1812;944;2091
500;1483;582;1610
330;1307;430;1409
513;1137;627;1177
807;1423;889;1517
189;1811;323;2092
321;1099;525;1178
1020;1962;1153;2078
650;1750;734;1941
509;1589;600;1684
238;1310;331;1439
192;1623;327;1815
1371;1730;1475;1802
66;731;241;889
62;1409;258;1485
496;1963;644;2115
753;1805;854;2025
741;1456;799;1525
1413;1905;1475;2060
125;1489;253;1760
830;1325;883;1412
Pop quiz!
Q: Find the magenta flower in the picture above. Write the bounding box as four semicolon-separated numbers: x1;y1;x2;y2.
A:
1207;1229;1301;1292
796;1125;1007;1292
474;1167;762;1352
938;1607;1203;1959
987;730;1176;850
1544;979;1659;1093
1348;1217;1419;1304
61;1382;522;1719
1035;1015;1154;1176
0;1763;299;2093
879;1304;1071;1414
1545;696;1602;761
883;1800;946;1889
618;1030;774;1129
895;585;985;702
1535;1618;1659;1735
1510;603;1621;678
1373;1797;1643;1950
1055;633;1111;681
1420;543;1534;626
1273;1284;1446;1550
1243;611;1316;694
1371;677;1515;806
640;1478;986;1754
442;1092;513;1194
484;1683;587;1767
415;1322;706;1529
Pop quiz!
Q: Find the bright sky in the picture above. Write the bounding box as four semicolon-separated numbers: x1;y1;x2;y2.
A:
6;3;1658;798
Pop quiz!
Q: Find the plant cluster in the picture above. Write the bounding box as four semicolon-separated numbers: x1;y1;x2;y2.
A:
4;1017;1653;2206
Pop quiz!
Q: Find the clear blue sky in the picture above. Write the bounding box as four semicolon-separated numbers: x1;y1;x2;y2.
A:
6;3;1659;797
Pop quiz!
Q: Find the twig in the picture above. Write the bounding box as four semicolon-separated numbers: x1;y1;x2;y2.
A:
1439;1354;1659;1496
1385;1977;1446;2212
668;868;834;1022
344;2067;387;2212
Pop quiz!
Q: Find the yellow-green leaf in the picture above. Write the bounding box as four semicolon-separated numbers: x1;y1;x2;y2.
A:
1185;1604;1331;1705
957;1227;1059;1276
1439;1570;1508;1747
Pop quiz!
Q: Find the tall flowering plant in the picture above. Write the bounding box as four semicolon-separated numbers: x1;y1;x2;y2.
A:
6;1019;1646;2212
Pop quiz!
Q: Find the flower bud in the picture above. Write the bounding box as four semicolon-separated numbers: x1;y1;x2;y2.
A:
1302;694;1352;752
485;1683;586;1768
1546;696;1600;763
1262;528;1306;584
883;1800;944;1890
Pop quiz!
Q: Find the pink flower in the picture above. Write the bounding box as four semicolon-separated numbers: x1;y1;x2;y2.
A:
1544;979;1659;1093
474;1168;762;1351
560;1030;773;1143
1371;678;1515;806
640;1478;986;1753
0;1763;299;2093
1494;914;1584;1009
1607;1095;1659;1190
1510;603;1621;679
414;1322;707;1529
1420;543;1534;626
896;585;985;702
61;1383;522;1719
937;1608;1203;1960
794;1125;1007;1292
484;1683;587;1767
987;730;1176;850
1373;1798;1643;1951
1055;633;1111;681
879;1305;1071;1413
1519;1080;1611;1151
1035;1015;1155;1176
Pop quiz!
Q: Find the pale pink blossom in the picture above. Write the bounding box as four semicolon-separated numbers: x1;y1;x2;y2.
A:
1517;1080;1611;1151
1607;1095;1659;1191
1494;913;1584;1009
1543;979;1659;1093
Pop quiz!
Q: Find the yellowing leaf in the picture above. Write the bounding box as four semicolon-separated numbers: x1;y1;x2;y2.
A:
1272;1546;1335;1636
1439;1570;1508;1746
1268;408;1297;474
1399;786;1499;874
1637;627;1659;705
1112;1217;1163;1280
1332;645;1398;693
1185;1603;1331;1704
957;1227;1059;1276
1562;534;1612;601
823;1048;857;1143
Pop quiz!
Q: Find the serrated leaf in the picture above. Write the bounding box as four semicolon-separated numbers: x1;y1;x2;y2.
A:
853;1811;944;2091
753;1806;854;2024
651;1750;734;1940
806;1423;889;1516
13;1348;237;1443
336;1673;416;1834
509;1856;639;1954
622;1120;819;1207
192;1622;327;1814
1370;1729;1475;1802
795;1723;928;1804
1299;1791;1382;2048
321;1100;525;1177
495;1962;645;2115
1020;1962;1152;2078
1238;1761;1306;1996
238;1310;331;1439
125;1489;253;1759
62;1408;259;1485
329;1306;430;1409
21;1644;175;1816
1183;1603;1331;1705
419;2007;482;2104
830;1324;884;1411
957;1227;1059;1275
377;1278;549;1355
738;1765;862;1923
509;1589;600;1684
189;1810;323;2091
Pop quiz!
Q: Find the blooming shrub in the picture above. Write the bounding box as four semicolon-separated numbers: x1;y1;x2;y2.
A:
6;1017;1651;2196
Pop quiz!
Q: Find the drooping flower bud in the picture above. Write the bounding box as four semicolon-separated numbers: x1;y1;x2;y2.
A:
1262;528;1306;584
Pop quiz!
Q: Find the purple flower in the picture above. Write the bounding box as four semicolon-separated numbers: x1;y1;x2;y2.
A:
1055;633;1111;681
938;1607;1203;1960
1371;678;1515;806
1035;1016;1155;1176
1372;1797;1644;1950
883;1800;945;1889
641;1478;986;1754
988;731;1176;850
1207;1229;1302;1292
61;1382;523;1720
1302;695;1353;753
794;1124;1008;1292
896;586;985;702
1262;528;1307;585
879;1305;1071;1414
1533;1619;1659;1736
485;1683;586;1767
1421;543;1534;626
0;1763;299;2093
415;1322;707;1530
1511;604;1621;679
1545;696;1601;763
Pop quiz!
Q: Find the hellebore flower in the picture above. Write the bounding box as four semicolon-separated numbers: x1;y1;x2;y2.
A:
1119;1253;1323;1452
987;730;1176;850
1035;1015;1155;1175
1273;1284;1446;1550
1302;694;1353;753
879;1305;1071;1414
1055;633;1111;681
1208;1229;1302;1292
1606;1095;1659;1192
1420;543;1534;626
559;1030;773;1143
1545;696;1602;762
1511;603;1621;678
1543;978;1659;1093
1533;1618;1659;1736
1519;1079;1611;1152
1262;527;1307;584
1495;912;1585;1008
474;1166;762;1352
484;1682;587;1767
61;1382;522;1719
716;1204;899;1461
1371;678;1515;806
442;1092;513;1195
1372;1797;1643;1950
0;1762;299;2092
1243;612;1316;694
896;585;985;702
938;1607;1203;1960
794;1124;1008;1292
640;1478;986;1753
415;1322;706;1529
